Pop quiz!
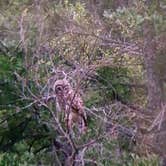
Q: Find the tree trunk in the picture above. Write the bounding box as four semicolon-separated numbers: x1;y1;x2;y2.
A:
143;17;166;166
143;19;163;112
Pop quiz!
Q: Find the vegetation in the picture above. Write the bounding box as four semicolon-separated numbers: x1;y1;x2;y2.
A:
0;0;165;165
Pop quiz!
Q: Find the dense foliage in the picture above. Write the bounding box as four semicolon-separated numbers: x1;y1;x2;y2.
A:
0;0;165;165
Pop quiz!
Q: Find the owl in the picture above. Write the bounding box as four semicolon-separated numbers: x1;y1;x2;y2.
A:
53;79;87;133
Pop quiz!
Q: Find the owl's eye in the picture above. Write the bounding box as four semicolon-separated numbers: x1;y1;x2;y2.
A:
64;85;69;91
55;85;63;93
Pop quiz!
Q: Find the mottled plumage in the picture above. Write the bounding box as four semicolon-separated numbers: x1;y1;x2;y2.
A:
53;79;87;133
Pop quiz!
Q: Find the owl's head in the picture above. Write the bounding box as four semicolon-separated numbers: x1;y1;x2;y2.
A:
53;79;70;95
